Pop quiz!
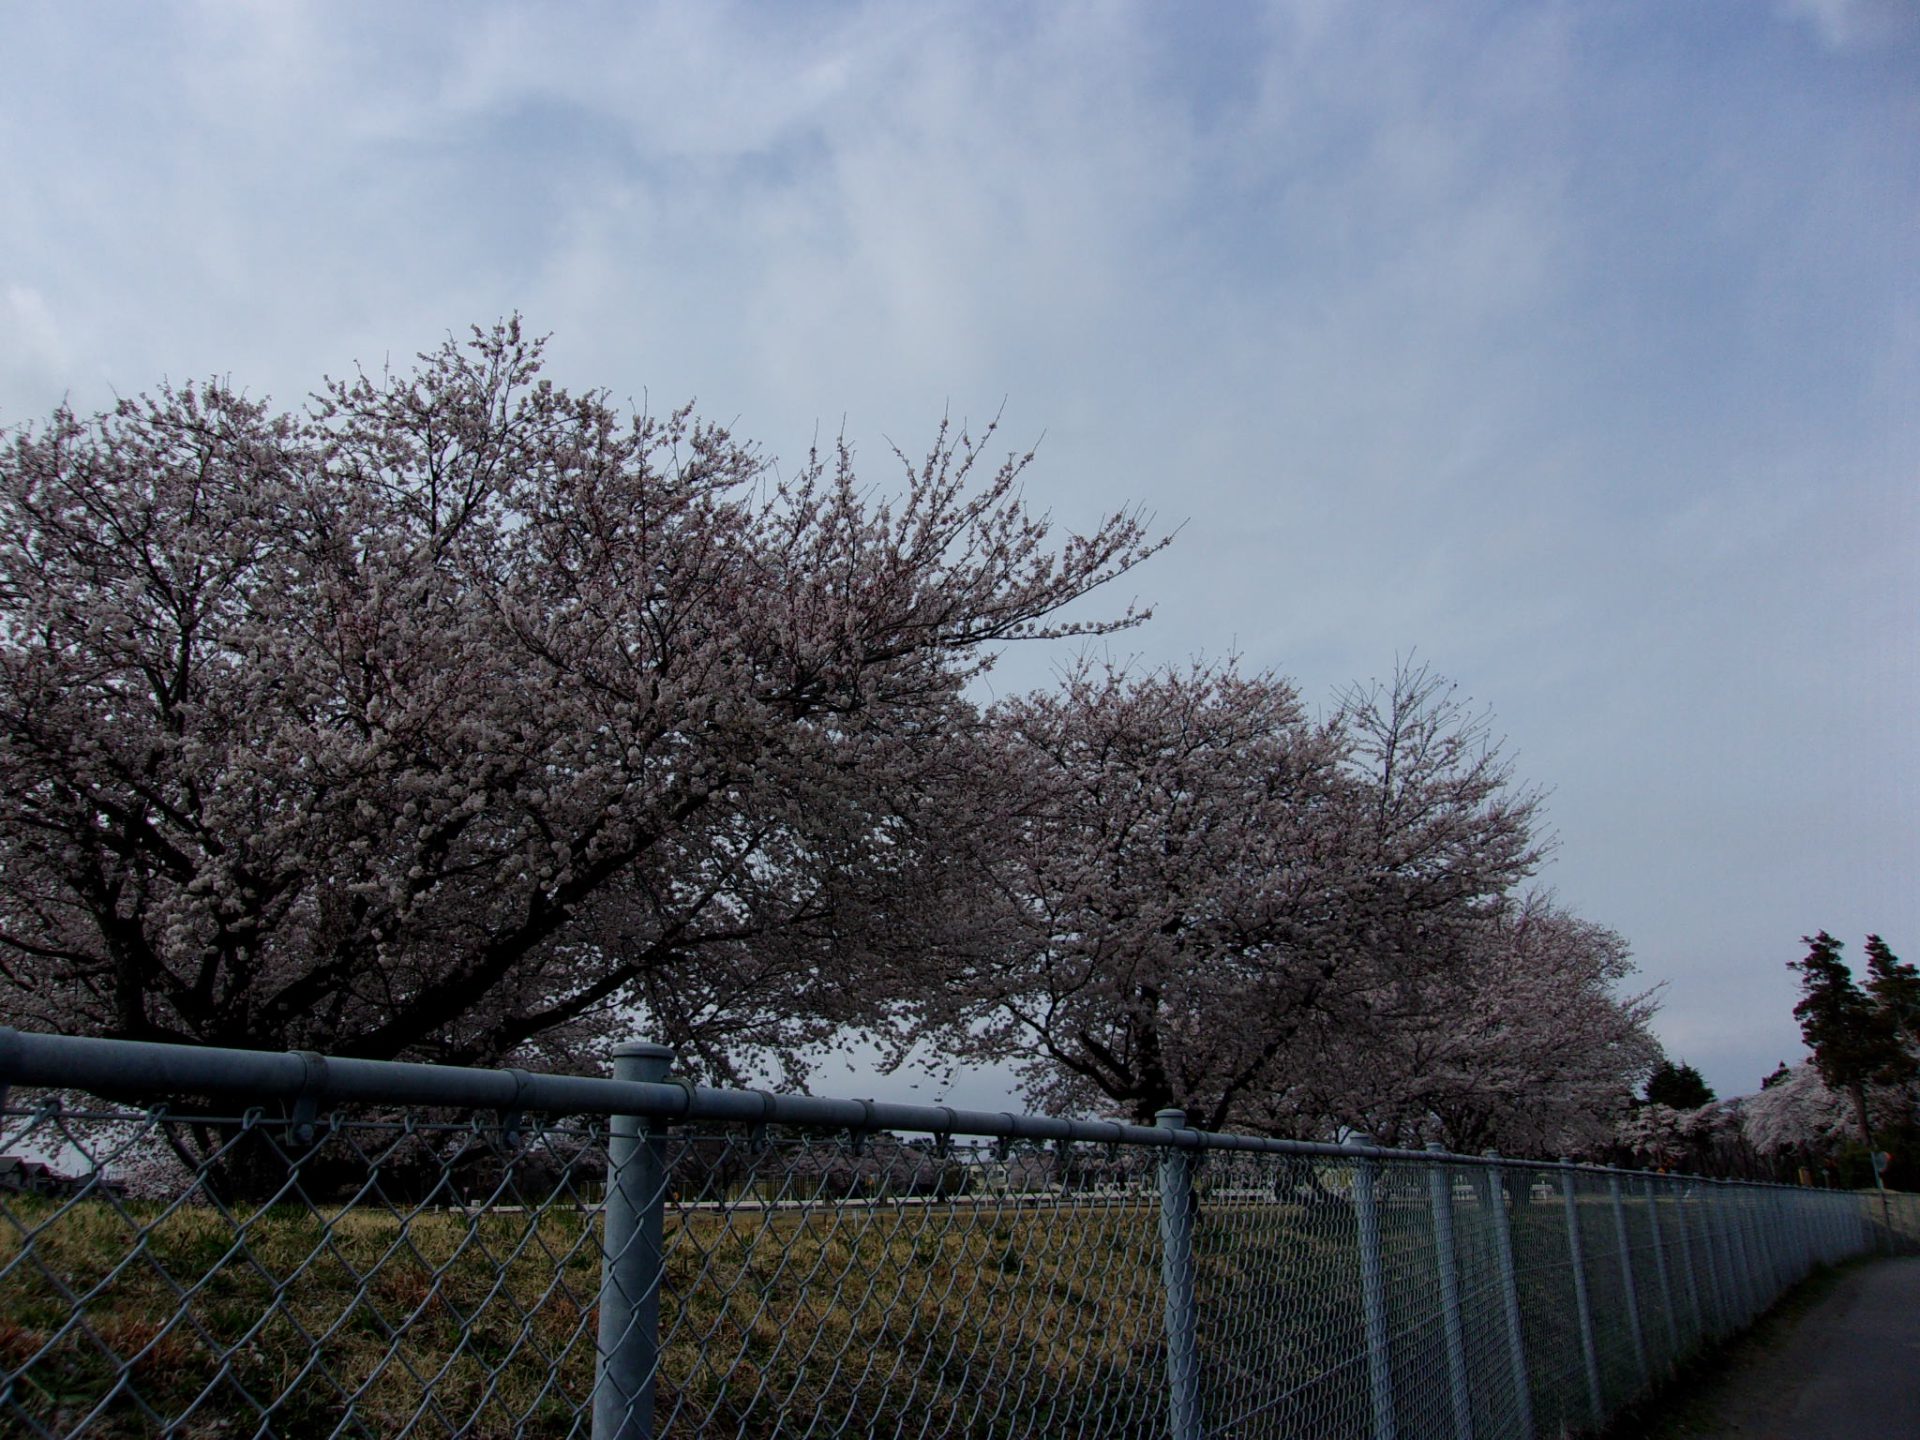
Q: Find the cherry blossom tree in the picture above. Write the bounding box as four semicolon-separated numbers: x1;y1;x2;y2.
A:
0;320;1164;1075
917;661;1350;1128
1622;1056;1914;1184
1737;1064;1855;1164
1274;893;1661;1155
1614;1100;1746;1175
923;660;1555;1133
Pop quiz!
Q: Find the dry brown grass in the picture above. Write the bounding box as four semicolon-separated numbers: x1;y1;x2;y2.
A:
0;1195;1197;1437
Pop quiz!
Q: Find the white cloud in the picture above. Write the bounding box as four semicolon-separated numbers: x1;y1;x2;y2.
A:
1777;0;1919;48
0;1;1914;1104
0;285;71;420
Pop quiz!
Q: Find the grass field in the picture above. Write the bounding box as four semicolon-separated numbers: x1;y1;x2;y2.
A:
3;1188;1193;1438
1;1177;1460;1438
4;1152;1863;1438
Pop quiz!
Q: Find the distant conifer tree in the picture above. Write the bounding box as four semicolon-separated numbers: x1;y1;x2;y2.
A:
1791;931;1900;1150
1644;1059;1714;1109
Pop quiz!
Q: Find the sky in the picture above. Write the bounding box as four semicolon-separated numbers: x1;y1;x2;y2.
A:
2;0;1915;1112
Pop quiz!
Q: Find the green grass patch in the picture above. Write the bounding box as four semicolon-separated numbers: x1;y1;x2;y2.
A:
4;1193;1193;1437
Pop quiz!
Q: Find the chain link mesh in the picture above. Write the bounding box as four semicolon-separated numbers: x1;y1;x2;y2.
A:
3;1079;1913;1438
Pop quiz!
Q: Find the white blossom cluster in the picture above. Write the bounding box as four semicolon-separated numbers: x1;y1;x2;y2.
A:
0;319;1658;1154
0;320;1159;1081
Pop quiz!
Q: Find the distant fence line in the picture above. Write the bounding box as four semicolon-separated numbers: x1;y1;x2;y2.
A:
1;1028;1914;1439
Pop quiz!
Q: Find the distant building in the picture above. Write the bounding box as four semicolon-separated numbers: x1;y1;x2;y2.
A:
0;1155;123;1199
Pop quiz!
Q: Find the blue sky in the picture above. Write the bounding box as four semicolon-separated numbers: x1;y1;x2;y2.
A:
2;0;1915;1108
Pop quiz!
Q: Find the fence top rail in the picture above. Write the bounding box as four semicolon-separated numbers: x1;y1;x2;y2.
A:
0;1026;1828;1190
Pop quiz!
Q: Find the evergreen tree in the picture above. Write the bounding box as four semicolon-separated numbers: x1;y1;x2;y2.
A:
1790;931;1897;1151
1644;1059;1715;1109
1863;935;1920;1073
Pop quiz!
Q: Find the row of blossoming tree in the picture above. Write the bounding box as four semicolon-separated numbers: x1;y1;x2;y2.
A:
0;319;1659;1158
1616;933;1918;1184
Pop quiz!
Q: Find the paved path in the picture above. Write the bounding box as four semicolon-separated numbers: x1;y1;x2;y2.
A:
1689;1256;1920;1438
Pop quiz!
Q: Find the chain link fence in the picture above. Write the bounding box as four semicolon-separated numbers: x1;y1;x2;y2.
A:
1;1028;1911;1439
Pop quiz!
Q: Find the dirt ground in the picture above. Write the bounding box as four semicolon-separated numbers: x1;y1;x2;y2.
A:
1628;1255;1920;1439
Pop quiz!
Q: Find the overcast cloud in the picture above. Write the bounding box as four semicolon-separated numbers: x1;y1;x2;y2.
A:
2;0;1915;1109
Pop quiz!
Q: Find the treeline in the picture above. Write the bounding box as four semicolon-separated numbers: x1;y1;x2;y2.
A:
0;319;1656;1157
1618;932;1918;1185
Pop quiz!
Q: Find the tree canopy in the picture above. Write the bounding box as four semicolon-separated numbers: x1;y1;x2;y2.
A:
912;660;1656;1147
1790;932;1914;1146
1644;1059;1714;1110
0;319;1660;1156
1618;935;1918;1183
0;320;1162;1075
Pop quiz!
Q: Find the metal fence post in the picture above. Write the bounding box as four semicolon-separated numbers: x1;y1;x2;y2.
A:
1155;1108;1202;1440
1871;1161;1894;1255
1424;1144;1473;1440
1786;1189;1801;1273
1774;1190;1794;1287
1771;1190;1790;1290
593;1041;676;1440
1607;1174;1649;1389
1740;1189;1763;1307
1792;1189;1806;1271
1754;1190;1775;1303
1480;1153;1534;1440
1727;1190;1759;1324
1764;1190;1784;1289
1712;1190;1743;1336
1559;1159;1604;1428
1669;1177;1702;1350
1717;1189;1744;1325
1718;1184;1743;1330
1641;1175;1679;1365
1753;1190;1776;1306
1353;1134;1398;1440
1757;1190;1783;1297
